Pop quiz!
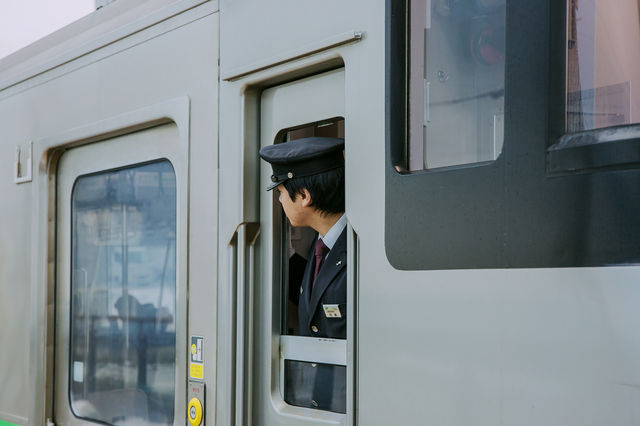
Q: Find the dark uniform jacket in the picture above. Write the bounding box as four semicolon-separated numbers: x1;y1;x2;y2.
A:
298;228;347;339
287;227;347;413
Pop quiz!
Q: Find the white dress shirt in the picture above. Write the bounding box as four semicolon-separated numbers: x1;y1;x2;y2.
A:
319;214;347;251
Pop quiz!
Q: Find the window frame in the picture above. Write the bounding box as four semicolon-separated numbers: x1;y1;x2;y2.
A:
271;120;348;414
385;0;507;270
386;0;640;270
256;68;351;422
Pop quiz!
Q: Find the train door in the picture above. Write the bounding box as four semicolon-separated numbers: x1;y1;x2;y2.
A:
248;68;352;425
55;123;188;425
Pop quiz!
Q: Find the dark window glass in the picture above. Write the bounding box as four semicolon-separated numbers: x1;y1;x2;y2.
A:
284;360;346;414
70;160;176;425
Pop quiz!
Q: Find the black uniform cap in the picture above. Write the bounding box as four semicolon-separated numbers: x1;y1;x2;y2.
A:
259;137;344;190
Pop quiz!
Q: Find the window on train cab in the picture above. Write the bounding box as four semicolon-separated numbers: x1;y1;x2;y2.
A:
69;160;176;425
403;0;506;171
277;118;347;414
278;118;345;337
0;1;95;60
566;0;640;132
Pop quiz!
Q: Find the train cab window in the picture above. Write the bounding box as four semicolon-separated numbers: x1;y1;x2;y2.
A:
274;118;347;414
402;0;506;171
279;119;345;337
69;160;176;425
566;0;640;133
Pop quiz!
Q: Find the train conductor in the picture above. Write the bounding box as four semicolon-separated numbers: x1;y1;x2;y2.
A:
259;137;346;412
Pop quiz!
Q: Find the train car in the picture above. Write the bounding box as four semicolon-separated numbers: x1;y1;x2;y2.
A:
1;0;639;425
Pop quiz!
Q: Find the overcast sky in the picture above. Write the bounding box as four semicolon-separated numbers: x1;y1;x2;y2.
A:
0;1;95;59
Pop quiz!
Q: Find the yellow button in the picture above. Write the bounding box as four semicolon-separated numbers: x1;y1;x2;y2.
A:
311;325;318;333
188;397;203;426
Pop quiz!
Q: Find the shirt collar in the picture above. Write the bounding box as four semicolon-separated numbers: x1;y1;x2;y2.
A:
319;214;347;250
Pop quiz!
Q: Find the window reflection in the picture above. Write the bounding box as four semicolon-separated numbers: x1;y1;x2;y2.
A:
406;0;506;170
70;160;176;426
566;0;640;132
284;360;346;414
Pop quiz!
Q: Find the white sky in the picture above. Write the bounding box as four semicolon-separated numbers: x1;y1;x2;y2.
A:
0;0;95;59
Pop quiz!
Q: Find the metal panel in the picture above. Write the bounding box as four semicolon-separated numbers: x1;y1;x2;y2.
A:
0;0;216;92
220;0;361;79
0;5;218;423
280;336;347;366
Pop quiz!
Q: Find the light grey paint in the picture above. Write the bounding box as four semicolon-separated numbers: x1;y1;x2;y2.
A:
0;2;218;425
0;0;212;92
1;0;640;425
222;31;361;82
220;2;640;426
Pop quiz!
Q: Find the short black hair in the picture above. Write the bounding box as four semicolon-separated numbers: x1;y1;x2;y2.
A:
283;167;345;215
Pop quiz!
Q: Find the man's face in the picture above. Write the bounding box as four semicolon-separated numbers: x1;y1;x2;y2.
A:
276;184;309;227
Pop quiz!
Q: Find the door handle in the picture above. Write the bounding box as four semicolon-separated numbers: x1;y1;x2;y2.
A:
230;222;260;426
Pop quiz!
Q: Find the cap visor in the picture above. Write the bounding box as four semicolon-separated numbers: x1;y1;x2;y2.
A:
266;180;281;191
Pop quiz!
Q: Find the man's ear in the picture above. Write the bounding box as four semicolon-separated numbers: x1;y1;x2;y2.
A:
300;188;313;207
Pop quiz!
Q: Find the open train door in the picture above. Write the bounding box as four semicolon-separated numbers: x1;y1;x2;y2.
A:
227;68;356;426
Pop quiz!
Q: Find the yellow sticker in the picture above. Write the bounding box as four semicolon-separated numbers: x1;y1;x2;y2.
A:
190;363;204;379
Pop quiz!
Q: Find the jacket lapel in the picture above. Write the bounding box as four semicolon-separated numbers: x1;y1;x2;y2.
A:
307;228;347;322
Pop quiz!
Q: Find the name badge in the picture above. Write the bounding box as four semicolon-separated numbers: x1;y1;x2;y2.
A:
322;304;342;318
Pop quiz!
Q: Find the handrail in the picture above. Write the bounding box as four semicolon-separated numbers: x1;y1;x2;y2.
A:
230;222;260;426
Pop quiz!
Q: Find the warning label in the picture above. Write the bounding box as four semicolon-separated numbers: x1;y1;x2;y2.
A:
190;335;204;380
190;363;204;380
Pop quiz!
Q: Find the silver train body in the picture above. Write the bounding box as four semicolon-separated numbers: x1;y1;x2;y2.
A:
1;0;640;425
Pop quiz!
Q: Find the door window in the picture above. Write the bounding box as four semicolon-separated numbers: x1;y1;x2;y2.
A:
69;160;177;425
278;119;345;337
257;68;349;423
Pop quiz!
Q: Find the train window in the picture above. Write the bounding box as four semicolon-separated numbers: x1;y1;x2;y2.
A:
69;160;176;425
566;0;640;132
387;0;640;270
278;118;345;337
284;361;346;413
274;118;347;414
403;0;505;171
